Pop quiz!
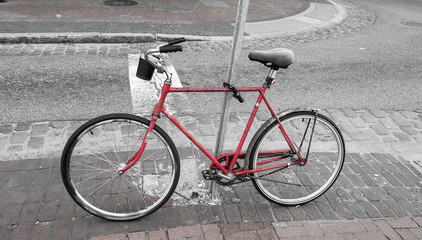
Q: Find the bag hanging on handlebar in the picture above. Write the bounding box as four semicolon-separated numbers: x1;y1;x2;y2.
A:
136;56;155;81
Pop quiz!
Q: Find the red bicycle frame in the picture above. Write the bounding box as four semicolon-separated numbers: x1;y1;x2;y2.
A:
119;82;305;176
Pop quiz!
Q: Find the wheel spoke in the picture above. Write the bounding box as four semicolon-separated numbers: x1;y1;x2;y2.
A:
249;111;344;205
61;114;180;220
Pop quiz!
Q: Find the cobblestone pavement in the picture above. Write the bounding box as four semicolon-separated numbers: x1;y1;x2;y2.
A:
0;0;309;38
0;0;373;45
0;108;422;239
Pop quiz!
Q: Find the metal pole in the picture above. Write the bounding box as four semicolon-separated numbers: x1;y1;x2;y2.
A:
211;0;250;195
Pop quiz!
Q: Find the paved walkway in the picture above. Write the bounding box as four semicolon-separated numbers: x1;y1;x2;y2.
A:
1;108;422;239
0;0;347;43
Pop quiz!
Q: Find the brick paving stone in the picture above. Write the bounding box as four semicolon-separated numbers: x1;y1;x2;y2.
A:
400;124;419;135
0;204;22;226
329;201;355;220
219;223;240;238
0;124;13;134
194;205;217;225
358;201;383;218
28;137;44;149
409;227;422;238
37;200;60;222
168;225;202;239
349;117;367;128
91;233;127;240
382;186;407;202
142;209;164;230
223;204;242;223
302;220;324;236
30;123;50;136
271;204;292;222
0;136;7;151
71;216;92;239
315;201;338;220
361;174;382;188
1;187;27;205
354;231;388;240
177;205;200;226
161;207;182;228
148;229;167;240
412;216;422;226
202;224;222;240
369;109;389;118
257;228;278;240
234;187;253;203
128;232;147;240
371;124;390;135
288;205;309;221
301;202;324;220
10;132;29;144
254;203;275;222
386;217;419;228
360;110;378;123
274;225;308;238
335;220;367;233
400;111;421;119
374;219;402;240
7;145;23;152
341;109;358;118
395;229;418;240
18;202;40;224
371;200;397;218
52;218;72;240
391;113;410;125
382;200;408;217
238;203;259;222
359;218;379;232
379;118;400;130
319;222;339;236
10;223;32;239
212;205;226;224
15;122;32;132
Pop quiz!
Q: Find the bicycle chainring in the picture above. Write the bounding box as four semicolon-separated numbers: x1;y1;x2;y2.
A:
209;156;243;186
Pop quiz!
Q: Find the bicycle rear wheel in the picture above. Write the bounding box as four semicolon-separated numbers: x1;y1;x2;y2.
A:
61;113;180;221
248;111;345;205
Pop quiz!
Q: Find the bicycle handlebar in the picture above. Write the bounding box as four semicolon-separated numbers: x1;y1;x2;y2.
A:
142;38;186;77
159;45;183;53
167;37;186;46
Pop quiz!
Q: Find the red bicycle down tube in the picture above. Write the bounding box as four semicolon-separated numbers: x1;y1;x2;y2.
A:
118;115;159;175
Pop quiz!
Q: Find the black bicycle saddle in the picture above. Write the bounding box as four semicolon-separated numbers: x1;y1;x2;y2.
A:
248;48;294;69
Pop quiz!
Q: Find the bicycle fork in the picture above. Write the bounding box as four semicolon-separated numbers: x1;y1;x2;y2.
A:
118;114;159;175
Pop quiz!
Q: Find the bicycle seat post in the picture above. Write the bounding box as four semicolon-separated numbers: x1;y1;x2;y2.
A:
264;67;278;88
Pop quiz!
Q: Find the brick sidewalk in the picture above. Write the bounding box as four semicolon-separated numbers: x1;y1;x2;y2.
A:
1;109;421;161
0;0;309;39
91;217;422;239
1;108;422;239
1;152;422;239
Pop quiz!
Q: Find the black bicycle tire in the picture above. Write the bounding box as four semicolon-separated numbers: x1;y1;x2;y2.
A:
248;110;345;205
61;113;180;221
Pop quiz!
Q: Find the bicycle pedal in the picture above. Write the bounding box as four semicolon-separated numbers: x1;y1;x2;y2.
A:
201;170;217;180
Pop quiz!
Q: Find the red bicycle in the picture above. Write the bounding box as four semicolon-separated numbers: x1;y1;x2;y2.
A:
61;38;345;221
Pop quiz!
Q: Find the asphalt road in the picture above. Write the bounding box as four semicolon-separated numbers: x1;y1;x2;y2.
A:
0;0;421;123
170;0;422;115
0;55;132;122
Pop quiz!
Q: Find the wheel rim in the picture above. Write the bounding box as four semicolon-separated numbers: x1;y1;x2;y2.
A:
65;118;177;220
252;114;344;205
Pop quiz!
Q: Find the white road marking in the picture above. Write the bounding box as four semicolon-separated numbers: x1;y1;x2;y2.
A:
128;54;183;115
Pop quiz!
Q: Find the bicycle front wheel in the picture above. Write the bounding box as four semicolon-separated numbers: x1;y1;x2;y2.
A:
249;111;345;205
61;114;180;221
